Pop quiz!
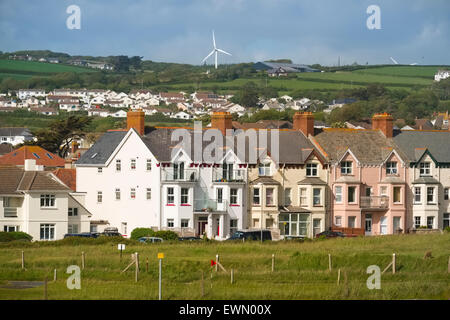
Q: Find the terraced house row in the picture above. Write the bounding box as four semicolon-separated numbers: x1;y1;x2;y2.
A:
68;110;450;241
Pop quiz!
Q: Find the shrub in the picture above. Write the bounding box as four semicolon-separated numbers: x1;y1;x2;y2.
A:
153;230;179;240
444;226;450;233
0;231;33;242
130;228;155;240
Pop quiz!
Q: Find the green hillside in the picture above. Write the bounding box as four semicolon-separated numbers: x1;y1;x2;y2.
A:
0;59;97;80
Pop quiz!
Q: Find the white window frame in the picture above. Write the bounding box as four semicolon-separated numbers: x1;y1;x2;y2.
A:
313;188;322;206
97;191;102;203
386;161;398;175
130;159;136;170
130;188;136;199
40;224;55;240
284;188;292;206
426;216;434;229
68;224;79;234
258;162;271;176
115;188;121;200
181;188;189;204
68;207;78;217
40;194;56;208
181;219;189;228
414;216;421;229
340;161;352;175
167;219;174;228
348;186;356;203
427;187;435;204
167;187;174;204
146;159;152;171
116;159;121;172
393;186;401;204
230;188;238;205
335;186;343;203
335;216;342;226
253;187;260;205
306;163;318;177
419;162;431;176
97;167;102;173
299;187;307;207
414;187;421;204
146;188;151;200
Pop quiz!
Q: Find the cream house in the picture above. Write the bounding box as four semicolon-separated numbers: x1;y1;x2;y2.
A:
248;113;329;239
0;160;91;240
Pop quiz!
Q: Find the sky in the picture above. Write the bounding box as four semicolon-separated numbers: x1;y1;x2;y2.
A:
0;0;449;66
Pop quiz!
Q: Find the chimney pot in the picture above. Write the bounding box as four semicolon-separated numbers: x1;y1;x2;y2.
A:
372;113;393;138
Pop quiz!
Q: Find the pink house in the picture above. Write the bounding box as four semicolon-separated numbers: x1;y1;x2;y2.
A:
311;114;408;235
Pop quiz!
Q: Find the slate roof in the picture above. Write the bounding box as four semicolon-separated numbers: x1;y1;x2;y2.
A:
0;146;65;167
279;205;311;213
0;167;71;194
0;127;33;137
393;131;450;163
313;129;399;165
76;130;127;165
411;176;440;184
249;177;281;185
297;177;327;185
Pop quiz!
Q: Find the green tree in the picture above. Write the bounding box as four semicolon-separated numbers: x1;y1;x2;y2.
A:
29;115;92;158
239;81;259;108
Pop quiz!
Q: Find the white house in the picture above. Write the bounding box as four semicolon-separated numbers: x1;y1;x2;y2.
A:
0;127;34;145
171;111;192;120
75;111;248;240
111;110;128;118
0;160;91;241
434;70;450;82
17;89;46;100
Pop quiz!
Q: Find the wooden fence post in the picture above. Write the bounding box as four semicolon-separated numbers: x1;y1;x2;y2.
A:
21;251;25;270
448;256;450;274
328;254;332;271
215;254;219;272
201;270;204;297
146;257;149;273
337;269;341;285
392;253;396;274
231;268;234;284
81;252;85;270
272;254;275;272
54;269;57;282
135;252;139;282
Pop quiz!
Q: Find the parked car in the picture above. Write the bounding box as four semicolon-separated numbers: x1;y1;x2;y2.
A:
315;230;345;239
64;232;99;239
226;230;272;241
178;236;201;241
138;236;163;243
101;227;122;237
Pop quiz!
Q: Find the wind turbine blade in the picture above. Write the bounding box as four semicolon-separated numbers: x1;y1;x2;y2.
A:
215;51;218;69
202;50;215;63
390;57;399;65
212;30;216;49
216;48;232;56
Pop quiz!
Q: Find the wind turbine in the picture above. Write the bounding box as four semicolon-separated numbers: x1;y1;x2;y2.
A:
202;30;232;69
390;57;418;66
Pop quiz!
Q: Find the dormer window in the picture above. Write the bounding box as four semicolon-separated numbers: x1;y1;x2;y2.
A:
340;161;352;175
258;162;271;176
386;162;397;175
306;163;318;177
419;162;431;176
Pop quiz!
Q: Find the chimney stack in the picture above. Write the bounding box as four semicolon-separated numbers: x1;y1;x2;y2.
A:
293;112;314;137
372;113;393;138
211;112;233;135
127;110;145;135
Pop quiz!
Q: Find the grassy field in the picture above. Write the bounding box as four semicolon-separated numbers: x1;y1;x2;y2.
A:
155;65;445;94
0;233;448;300
0;60;97;80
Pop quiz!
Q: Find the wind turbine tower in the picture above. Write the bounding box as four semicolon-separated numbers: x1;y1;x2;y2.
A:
202;30;232;69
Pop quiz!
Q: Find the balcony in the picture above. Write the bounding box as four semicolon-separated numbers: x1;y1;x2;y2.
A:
194;199;228;213
212;169;246;183
360;196;389;209
3;207;18;217
161;168;198;182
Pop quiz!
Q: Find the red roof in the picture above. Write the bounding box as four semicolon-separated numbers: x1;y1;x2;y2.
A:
53;168;76;191
0;146;65;167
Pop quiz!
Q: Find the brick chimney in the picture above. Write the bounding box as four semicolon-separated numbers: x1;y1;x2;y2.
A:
293;112;314;137
127;110;145;135
211;112;233;135
372;113;393;138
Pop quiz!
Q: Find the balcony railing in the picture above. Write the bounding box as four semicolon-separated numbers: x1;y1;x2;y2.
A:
3;207;18;217
161;169;198;182
194;199;228;212
212;169;246;183
360;196;389;209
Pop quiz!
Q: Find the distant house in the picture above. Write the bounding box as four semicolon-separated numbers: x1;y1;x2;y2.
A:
0;145;65;168
29;107;59;116
17;89;46;100
48;58;60;64
111;110;128;118
0;127;34;146
434;70;450;82
171;111;192;120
